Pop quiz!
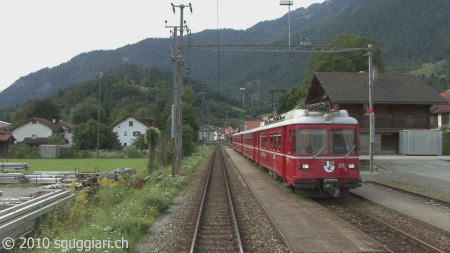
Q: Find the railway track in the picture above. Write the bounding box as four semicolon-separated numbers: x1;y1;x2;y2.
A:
362;179;450;211
315;197;447;253
190;147;243;253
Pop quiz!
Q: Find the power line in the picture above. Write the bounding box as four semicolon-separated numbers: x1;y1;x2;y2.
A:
139;41;173;66
92;0;111;15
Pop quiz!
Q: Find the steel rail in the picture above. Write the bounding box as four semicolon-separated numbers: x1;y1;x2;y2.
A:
189;147;216;253
219;148;244;253
189;147;243;253
362;179;450;207
344;203;446;253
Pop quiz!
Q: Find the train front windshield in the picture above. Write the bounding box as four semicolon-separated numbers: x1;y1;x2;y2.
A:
296;129;357;155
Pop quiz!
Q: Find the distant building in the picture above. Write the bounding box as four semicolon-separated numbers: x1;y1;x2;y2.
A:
430;89;450;128
112;114;153;147
0;129;15;155
243;121;263;131
11;118;75;148
0;121;10;129
199;125;217;142
305;71;447;154
199;125;238;143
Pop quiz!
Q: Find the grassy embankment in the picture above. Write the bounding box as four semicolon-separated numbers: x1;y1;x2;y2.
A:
13;146;211;252
0;158;149;174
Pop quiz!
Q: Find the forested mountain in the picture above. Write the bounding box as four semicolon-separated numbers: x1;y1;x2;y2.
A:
1;0;449;110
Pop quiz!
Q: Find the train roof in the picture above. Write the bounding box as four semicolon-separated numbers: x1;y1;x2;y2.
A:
234;103;358;135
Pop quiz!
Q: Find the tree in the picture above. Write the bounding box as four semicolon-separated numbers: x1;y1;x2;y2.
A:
275;34;387;113
23;98;61;121
72;119;120;150
48;133;66;145
145;127;161;173
70;101;106;125
276;86;309;114
304;34;385;86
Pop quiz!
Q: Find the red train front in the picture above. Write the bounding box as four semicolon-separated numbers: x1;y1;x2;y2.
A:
232;103;361;197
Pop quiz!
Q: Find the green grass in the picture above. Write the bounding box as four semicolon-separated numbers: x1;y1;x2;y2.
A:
15;146;211;252
0;158;148;174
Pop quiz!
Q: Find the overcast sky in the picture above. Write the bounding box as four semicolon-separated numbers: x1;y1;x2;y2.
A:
0;0;324;93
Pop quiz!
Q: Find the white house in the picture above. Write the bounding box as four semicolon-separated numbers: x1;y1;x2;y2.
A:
11;118;75;147
198;125;217;142
112;114;153;147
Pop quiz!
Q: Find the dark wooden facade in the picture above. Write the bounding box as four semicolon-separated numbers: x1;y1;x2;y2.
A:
306;72;448;154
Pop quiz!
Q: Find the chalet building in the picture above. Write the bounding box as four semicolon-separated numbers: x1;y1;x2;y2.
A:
430;90;450;129
0;130;15;155
199;125;217;142
305;71;448;154
112;115;153;147
11;118;75;148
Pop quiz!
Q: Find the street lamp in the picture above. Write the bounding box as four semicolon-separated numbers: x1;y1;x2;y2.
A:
280;0;293;50
240;88;245;109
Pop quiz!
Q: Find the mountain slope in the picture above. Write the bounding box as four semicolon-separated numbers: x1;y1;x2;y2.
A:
1;0;449;109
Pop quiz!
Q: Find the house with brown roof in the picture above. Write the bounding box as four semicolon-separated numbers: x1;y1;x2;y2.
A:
112;114;153;147
0;130;15;155
11;118;76;148
430;90;450;129
305;71;448;154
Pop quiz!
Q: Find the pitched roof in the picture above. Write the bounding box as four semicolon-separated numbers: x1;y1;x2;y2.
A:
245;121;263;130
112;114;153;128
200;125;216;132
430;90;450;114
22;137;50;145
308;72;448;105
0;132;14;142
12;118;61;131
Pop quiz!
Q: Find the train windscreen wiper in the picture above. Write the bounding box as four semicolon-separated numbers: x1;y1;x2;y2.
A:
313;145;326;159
345;145;356;158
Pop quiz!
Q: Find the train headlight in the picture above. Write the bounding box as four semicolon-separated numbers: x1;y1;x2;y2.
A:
324;114;332;121
348;163;357;170
299;164;310;170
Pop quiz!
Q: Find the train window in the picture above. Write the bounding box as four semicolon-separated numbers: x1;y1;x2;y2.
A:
330;129;356;154
263;133;267;149
297;129;327;155
278;131;282;151
270;132;274;150
290;130;296;154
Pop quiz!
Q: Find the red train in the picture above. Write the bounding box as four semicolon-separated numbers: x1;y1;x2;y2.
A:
232;103;361;197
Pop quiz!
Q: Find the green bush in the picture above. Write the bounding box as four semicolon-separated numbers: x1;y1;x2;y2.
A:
443;131;450;155
8;144;31;158
58;148;78;158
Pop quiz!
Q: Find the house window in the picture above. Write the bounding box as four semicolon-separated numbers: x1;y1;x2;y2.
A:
32;120;37;124
129;121;134;127
32;134;37;139
124;131;127;136
124;143;127;147
133;131;141;136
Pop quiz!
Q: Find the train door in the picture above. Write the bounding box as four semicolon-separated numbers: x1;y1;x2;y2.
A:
285;125;295;184
254;131;259;164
